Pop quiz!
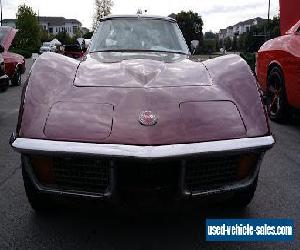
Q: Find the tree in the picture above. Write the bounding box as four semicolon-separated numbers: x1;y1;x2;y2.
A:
202;39;217;53
14;4;41;52
269;16;280;39
93;0;113;30
55;31;73;45
237;16;280;53
175;11;203;51
83;31;94;39
204;31;216;39
232;36;238;51
40;28;55;43
224;37;232;50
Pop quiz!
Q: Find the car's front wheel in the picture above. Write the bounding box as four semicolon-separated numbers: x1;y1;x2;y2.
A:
0;78;9;92
22;165;56;213
0;84;8;92
11;69;22;86
267;66;288;122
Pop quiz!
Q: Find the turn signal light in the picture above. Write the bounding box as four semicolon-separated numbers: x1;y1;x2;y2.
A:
30;156;54;184
238;154;259;180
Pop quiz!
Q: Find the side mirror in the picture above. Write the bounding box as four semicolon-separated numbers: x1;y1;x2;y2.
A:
191;40;199;55
0;45;4;53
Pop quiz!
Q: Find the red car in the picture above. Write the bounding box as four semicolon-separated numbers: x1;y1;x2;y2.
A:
0;47;9;92
10;16;274;212
0;26;26;88
63;44;86;59
256;20;300;121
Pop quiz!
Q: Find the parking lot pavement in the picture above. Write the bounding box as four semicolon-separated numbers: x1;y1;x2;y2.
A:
0;59;299;249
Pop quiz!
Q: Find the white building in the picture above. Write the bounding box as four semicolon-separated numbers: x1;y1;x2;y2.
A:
219;17;266;40
2;16;82;37
219;29;227;40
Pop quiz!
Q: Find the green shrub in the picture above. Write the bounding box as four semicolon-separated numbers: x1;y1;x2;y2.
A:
240;52;256;73
9;48;32;58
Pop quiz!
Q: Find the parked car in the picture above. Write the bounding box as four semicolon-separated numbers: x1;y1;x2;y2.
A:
39;42;57;54
63;44;86;59
10;15;274;212
0;45;9;92
0;26;26;86
256;20;300;122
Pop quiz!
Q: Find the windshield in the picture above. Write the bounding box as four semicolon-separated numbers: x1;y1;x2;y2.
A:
43;42;51;46
90;18;189;54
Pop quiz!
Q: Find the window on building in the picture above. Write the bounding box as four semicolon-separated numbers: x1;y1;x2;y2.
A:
49;27;53;33
73;26;78;33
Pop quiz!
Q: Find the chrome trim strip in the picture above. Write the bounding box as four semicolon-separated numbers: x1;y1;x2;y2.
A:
12;136;274;159
0;74;9;81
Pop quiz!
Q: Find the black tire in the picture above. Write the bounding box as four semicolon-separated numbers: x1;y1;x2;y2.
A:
267;66;288;122
0;85;8;92
22;166;56;213
11;69;22;86
225;177;258;209
0;78;9;92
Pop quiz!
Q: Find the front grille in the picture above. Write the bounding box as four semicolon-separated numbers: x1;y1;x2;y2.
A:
52;157;110;194
32;153;243;197
185;155;240;193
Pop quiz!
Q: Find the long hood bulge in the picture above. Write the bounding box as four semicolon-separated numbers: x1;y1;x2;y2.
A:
74;57;212;88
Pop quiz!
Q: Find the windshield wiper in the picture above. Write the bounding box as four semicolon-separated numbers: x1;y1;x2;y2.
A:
90;49;188;55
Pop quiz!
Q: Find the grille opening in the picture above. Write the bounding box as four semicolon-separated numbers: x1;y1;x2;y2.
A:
116;159;180;200
185;155;240;193
51;156;110;194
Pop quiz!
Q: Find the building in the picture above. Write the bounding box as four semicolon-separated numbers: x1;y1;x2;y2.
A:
218;29;227;40
233;17;265;36
219;17;266;40
2;16;82;37
226;26;234;38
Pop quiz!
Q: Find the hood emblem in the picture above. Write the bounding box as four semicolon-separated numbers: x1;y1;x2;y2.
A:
139;111;158;126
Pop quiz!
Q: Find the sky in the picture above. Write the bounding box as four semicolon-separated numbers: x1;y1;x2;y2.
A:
2;0;280;32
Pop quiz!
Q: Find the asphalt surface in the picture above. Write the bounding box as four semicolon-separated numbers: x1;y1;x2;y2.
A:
0;59;299;250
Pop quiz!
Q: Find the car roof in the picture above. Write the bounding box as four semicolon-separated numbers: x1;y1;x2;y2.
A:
100;15;176;23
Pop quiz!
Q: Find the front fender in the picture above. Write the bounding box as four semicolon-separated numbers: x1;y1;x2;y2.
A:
18;53;80;138
202;54;270;137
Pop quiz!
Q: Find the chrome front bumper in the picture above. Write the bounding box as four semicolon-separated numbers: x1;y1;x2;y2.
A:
12;135;275;200
11;136;275;159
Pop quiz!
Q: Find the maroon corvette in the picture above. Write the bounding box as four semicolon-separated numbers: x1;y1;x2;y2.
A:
10;16;274;212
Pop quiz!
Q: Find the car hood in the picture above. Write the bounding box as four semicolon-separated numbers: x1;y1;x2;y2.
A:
20;53;269;145
74;52;213;87
1;27;17;52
